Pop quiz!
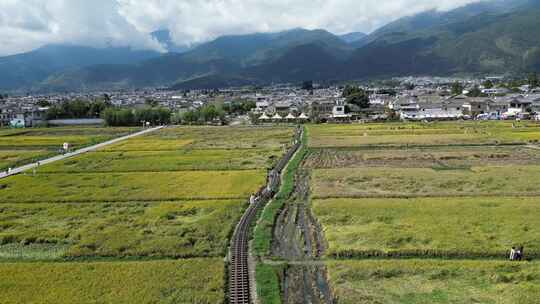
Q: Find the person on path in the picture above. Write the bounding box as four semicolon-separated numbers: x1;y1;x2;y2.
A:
510;247;516;261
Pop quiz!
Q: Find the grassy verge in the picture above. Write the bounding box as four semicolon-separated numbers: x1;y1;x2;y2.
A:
256;263;283;304
253;128;307;257
252;127;307;304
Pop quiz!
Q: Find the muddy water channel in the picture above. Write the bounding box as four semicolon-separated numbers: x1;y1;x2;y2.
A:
271;169;334;304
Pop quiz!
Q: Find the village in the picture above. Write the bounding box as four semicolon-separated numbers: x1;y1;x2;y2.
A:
2;75;540;128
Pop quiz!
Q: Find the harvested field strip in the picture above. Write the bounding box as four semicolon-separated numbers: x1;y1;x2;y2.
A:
39;149;282;172
312;166;540;199
314;197;540;259
327;259;540;304
0;200;245;259
0;170;265;203
304;146;540;169
308;133;540;147
0;258;225;304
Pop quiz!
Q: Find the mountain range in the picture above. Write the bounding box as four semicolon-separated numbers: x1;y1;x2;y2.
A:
1;0;540;91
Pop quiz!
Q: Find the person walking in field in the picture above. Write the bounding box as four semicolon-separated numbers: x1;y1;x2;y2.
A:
516;246;524;261
510;247;516;261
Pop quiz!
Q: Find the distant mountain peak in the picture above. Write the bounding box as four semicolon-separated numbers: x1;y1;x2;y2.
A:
338;32;367;43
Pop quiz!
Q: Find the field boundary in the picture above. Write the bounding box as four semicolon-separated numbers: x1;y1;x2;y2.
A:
312;192;540;200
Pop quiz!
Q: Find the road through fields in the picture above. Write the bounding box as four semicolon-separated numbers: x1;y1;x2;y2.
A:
0;126;164;179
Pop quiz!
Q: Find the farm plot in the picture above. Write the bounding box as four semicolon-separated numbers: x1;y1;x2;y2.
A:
1;126;294;303
0;200;244;259
311;165;540;199
0;170;265;202
300;121;540;303
0;126;138;170
327;259;540;304
39;148;282;172
0;150;50;171
0;259;225;304
148;126;294;149
314;197;540;258
308;122;540;147
304;145;540;169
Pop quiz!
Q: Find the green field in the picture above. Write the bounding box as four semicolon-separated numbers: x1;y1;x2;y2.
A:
0;200;244;259
312;165;540;199
0;150;50;171
328;259;540;304
0;126;138;170
314;197;540;258
39;149;281;172
1;126;293;303
308;122;540;147
0;259;224;304
300;122;540;303
0;170;265;202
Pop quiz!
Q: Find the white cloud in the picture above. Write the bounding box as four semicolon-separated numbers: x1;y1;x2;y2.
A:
0;0;482;56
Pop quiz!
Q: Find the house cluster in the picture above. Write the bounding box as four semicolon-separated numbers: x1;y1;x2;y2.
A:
0;96;48;127
390;94;540;121
4;75;540;127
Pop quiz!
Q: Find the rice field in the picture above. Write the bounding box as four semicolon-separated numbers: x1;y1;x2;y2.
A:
311;165;540;199
39;149;282;172
138;125;293;149
0;126;138;170
0;259;225;304
308;121;540;147
0;170;265;202
327;259;540;304
0;200;245;259
303;121;540;303
314;197;540;258
1;125;294;303
0;150;50;171
304;145;540;169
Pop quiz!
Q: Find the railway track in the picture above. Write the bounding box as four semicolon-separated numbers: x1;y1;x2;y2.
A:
229;127;303;304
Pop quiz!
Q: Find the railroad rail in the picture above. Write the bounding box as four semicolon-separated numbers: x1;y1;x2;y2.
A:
229;126;303;304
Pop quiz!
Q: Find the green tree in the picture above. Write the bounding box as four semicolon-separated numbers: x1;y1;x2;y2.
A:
182;110;200;124
451;82;464;95
343;85;370;109
483;80;494;89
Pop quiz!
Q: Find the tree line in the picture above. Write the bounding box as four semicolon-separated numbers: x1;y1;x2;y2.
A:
172;100;255;125
101;107;171;126
45;99;111;120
